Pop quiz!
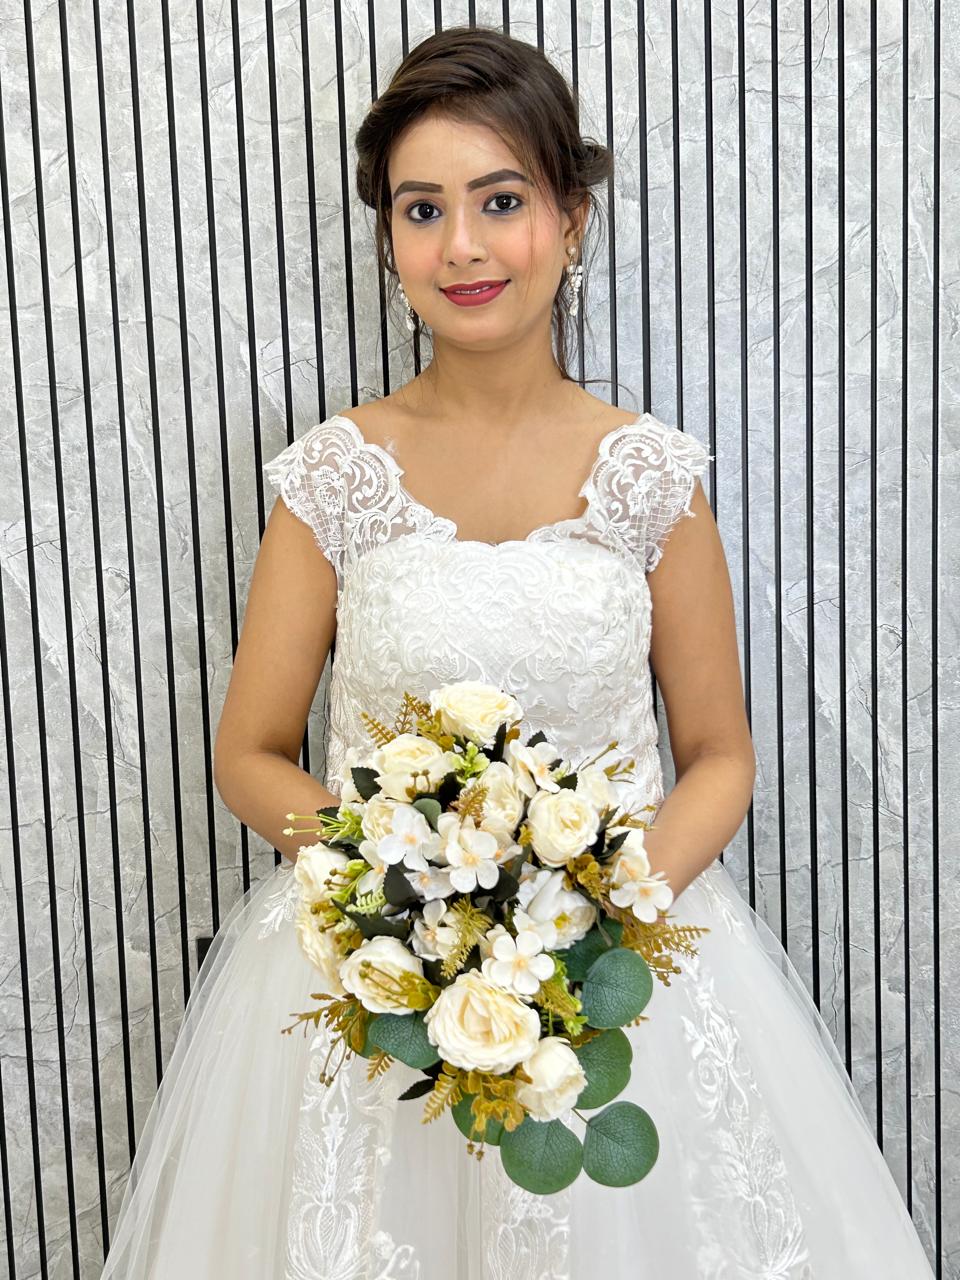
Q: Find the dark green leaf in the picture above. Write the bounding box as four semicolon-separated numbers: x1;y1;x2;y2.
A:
562;919;624;983
367;1011;440;1069
580;947;653;1028
582;1101;659;1186
499;1116;583;1194
573;1028;633;1109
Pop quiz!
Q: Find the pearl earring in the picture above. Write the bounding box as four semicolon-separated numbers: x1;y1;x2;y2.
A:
566;245;583;318
396;280;417;333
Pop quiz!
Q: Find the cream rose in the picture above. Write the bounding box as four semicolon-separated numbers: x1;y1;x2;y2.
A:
372;734;461;802
526;788;601;867
339;935;425;1015
424;969;542;1074
429;681;521;748
478;760;525;835
360;793;401;842
514;1036;587;1122
294;902;346;995
294;842;350;905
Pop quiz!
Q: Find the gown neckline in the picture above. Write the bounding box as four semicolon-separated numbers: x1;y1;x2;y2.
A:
330;410;649;549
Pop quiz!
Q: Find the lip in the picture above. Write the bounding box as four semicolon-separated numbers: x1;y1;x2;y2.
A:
440;279;509;307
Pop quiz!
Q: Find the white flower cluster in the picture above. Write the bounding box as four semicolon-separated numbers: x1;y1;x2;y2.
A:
291;680;674;1123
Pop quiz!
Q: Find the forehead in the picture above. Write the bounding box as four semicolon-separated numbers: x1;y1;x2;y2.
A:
388;114;521;178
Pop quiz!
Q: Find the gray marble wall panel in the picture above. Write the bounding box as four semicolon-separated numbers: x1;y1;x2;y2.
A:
0;1;955;1275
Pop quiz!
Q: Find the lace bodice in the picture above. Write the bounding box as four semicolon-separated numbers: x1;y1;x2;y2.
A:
262;409;712;810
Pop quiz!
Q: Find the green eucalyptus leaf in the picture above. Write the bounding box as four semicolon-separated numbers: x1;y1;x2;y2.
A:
582;1101;659;1186
562;919;624;983
366;1011;440;1069
499;1116;583;1195
573;1027;633;1109
579;947;652;1028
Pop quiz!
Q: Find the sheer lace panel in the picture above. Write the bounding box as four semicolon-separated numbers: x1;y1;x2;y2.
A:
262;423;348;589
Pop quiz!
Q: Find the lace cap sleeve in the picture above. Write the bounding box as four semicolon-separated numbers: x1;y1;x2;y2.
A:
597;416;714;573
639;419;713;572
262;419;347;589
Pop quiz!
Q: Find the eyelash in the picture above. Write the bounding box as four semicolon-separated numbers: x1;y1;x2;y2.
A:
404;193;523;224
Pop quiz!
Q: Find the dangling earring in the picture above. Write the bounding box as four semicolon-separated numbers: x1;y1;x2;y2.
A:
566;245;583;318
396;280;417;333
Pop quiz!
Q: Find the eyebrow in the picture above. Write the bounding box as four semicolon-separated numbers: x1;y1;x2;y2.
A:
391;168;531;201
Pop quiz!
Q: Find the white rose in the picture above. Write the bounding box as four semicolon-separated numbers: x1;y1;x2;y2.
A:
514;1036;587;1122
294;901;346;995
424;969;542;1074
479;761;525;835
517;866;597;949
526;789;601;867
360;793;400;842
294;842;350;905
429;681;521;747
372;734;461;802
339;935;425;1014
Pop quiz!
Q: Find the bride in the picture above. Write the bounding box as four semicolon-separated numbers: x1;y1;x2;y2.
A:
100;25;935;1279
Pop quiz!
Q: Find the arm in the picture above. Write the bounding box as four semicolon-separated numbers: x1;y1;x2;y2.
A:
213;497;341;865
643;479;756;900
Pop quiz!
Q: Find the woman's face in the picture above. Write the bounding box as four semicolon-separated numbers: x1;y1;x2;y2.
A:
387;112;577;346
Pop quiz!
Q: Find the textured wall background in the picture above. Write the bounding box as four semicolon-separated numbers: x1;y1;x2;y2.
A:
0;0;956;1276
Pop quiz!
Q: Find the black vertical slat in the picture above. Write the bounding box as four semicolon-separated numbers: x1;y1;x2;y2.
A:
899;0;913;1211
0;56;48;1272
298;1;327;430
931;0;942;1266
22;0;90;1266
801;0;821;1011
570;0;585;388
53;0;113;1247
122;0;183;1083
194;0;248;902
700;0;724;870
735;0;756;911
868;0;884;1149
155;0;220;960
88;0;157;1170
232;0;270;875
837;0;853;1086
770;0;788;954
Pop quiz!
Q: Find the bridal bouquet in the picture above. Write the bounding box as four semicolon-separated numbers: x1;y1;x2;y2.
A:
280;681;709;1195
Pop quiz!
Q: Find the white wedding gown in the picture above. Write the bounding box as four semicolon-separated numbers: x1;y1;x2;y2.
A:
100;410;935;1279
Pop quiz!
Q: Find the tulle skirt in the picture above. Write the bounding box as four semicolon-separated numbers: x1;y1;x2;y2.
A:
100;855;935;1279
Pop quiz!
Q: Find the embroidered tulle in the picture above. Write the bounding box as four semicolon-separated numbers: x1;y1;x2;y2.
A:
98;411;935;1279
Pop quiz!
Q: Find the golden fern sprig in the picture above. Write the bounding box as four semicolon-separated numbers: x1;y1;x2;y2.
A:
440;898;494;979
422;1062;466;1123
365;1048;394;1081
605;900;711;987
451;780;489;825
360;709;396;748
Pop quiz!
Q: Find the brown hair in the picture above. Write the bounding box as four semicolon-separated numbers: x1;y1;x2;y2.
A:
355;25;614;387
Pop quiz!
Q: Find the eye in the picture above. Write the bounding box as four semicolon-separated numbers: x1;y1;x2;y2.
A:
405;192;524;223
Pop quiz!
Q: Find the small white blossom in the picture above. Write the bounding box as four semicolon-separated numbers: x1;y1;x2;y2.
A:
481;925;555;998
439;814;501;893
377;804;440;872
411;899;459;961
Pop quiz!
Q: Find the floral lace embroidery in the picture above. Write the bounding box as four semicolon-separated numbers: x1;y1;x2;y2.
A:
262;412;713;588
679;950;813;1278
282;1027;419;1279
479;1148;572;1279
256;859;300;938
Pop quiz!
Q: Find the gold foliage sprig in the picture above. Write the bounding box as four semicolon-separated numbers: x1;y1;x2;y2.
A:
422;1061;466;1123
421;1062;527;1147
564;852;606;899
451;779;489;825
604;899;711;987
440;897;494;979
534;959;587;1039
365;1049;394;1081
